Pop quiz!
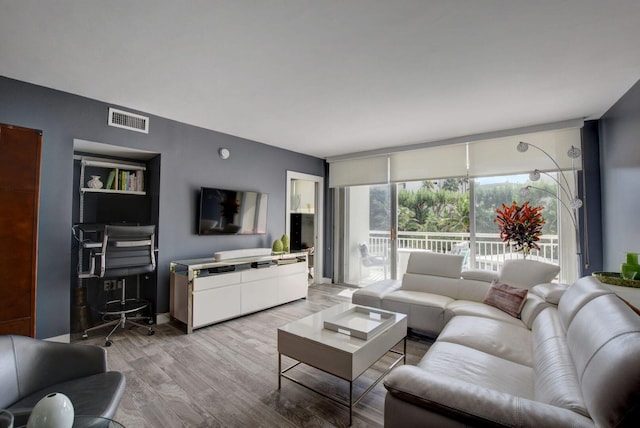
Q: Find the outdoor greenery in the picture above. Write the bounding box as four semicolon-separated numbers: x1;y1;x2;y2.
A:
369;176;558;235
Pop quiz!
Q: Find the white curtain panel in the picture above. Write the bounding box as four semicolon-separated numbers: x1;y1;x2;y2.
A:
390;143;468;182
328;155;388;187
467;127;582;178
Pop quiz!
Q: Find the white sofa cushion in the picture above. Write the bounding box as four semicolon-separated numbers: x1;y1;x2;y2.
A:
437;315;532;366
498;259;560;289
558;276;613;328
405;251;463;278
384;368;594;428
382;290;454;334
565;292;640;427
531;282;568;304
417;342;534;399
444;300;526;328
401;274;462;295
461;269;499;283
401;274;489;301
532;308;588;417
351;279;401;308
520;293;552;329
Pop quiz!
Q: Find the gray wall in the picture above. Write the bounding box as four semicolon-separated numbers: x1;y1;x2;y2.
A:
0;77;326;339
599;78;640;270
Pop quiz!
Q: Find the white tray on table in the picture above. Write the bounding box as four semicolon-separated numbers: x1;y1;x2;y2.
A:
323;306;394;340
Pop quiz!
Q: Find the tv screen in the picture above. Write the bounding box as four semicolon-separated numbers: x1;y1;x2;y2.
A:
198;187;268;235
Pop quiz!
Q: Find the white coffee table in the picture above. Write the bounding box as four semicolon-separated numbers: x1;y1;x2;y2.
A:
277;303;407;425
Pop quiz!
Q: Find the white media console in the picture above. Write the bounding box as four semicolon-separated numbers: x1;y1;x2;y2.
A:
170;251;308;333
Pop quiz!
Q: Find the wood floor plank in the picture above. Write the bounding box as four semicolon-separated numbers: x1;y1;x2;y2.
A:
77;283;432;427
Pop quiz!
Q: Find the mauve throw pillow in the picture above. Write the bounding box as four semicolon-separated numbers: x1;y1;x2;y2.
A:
483;280;528;318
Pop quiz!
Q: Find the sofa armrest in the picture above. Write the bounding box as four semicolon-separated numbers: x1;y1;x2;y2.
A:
352;279;402;308
12;336;108;399
384;366;592;427
531;282;568;304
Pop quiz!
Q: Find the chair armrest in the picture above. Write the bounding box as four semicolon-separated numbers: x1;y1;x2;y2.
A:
384;366;592;427
13;336;108;399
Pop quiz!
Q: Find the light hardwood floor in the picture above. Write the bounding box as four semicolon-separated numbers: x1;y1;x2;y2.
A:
79;283;431;427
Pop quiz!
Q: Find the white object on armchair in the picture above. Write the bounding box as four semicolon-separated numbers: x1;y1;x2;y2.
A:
26;393;74;428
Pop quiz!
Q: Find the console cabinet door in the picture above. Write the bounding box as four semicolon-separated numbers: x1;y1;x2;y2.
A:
278;262;309;303
193;285;241;328
241;278;279;314
0;124;41;337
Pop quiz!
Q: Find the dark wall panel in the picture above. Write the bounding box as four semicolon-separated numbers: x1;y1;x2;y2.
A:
0;76;325;339
579;120;603;276
599;78;640;270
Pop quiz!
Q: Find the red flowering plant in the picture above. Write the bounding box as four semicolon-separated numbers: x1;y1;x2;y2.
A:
494;201;546;258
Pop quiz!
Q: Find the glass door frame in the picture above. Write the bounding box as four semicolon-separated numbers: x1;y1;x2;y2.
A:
334;183;397;286
285;170;324;282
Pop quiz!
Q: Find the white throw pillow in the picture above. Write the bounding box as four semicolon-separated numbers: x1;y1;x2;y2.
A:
499;259;560;289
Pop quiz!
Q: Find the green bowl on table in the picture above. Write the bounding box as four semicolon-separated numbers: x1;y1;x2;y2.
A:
593;271;640;289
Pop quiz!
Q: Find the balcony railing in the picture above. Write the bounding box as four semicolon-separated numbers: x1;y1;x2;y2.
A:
368;230;559;272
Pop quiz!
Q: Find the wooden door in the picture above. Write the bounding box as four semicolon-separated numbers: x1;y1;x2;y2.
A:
0;123;42;337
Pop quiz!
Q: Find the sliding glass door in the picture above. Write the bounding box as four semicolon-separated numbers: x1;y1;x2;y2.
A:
338;184;396;286
335;172;574;286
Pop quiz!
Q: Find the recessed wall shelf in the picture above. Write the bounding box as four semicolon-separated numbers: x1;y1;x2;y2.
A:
80;188;146;195
79;158;147;195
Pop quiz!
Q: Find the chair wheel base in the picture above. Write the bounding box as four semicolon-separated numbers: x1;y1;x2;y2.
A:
104;340;112;347
147;329;155;336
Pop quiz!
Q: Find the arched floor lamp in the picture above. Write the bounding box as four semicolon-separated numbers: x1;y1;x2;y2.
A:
516;141;589;276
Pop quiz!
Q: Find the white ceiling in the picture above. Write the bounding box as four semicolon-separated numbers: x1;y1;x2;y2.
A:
2;1;639;159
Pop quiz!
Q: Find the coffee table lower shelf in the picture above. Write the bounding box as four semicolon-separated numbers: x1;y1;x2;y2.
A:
278;337;406;426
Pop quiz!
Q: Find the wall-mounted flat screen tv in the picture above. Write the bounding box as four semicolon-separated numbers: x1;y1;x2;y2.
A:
198;187;268;235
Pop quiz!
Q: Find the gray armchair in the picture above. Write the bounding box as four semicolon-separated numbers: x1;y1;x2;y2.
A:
0;335;125;422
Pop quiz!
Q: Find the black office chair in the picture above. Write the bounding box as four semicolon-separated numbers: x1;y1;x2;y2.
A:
82;225;156;346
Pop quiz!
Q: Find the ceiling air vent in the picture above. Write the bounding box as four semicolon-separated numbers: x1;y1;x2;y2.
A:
108;107;149;134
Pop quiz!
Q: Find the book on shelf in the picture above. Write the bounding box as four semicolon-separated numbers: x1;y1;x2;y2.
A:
97;168;144;192
135;170;144;192
105;169;116;190
120;171;127;191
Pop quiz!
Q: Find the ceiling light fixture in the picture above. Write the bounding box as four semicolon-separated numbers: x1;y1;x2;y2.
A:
218;148;230;160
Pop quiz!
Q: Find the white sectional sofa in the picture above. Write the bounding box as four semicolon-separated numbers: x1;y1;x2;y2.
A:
352;251;640;427
352;251;562;335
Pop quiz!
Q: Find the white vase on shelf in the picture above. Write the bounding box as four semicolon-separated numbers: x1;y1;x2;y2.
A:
26;392;74;428
87;175;103;189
